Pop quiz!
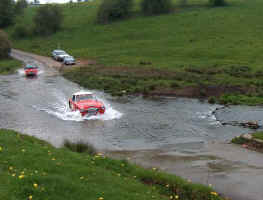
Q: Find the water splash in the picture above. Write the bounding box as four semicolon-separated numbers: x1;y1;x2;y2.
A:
33;90;122;121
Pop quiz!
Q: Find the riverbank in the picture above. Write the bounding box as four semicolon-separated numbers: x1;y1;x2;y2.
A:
0;58;22;75
0;129;223;200
231;132;263;152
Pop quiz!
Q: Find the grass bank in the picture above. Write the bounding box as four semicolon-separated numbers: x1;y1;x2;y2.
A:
0;58;22;74
8;0;263;104
231;132;263;152
0;129;223;200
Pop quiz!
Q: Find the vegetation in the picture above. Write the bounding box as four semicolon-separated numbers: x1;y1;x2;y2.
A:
34;5;64;35
0;58;22;75
8;0;263;104
0;0;15;28
141;0;172;15
14;0;28;15
0;30;11;59
252;132;263;141
97;0;133;24
0;129;223;200
209;0;226;6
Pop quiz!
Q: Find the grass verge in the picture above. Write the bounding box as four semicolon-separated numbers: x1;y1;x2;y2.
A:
0;58;22;75
0;129;223;200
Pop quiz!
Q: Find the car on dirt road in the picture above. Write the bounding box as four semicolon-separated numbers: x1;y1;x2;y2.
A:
24;64;38;76
69;91;105;117
52;50;69;61
63;56;76;65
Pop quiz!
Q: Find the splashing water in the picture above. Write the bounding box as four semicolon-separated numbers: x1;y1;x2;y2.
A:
33;90;122;121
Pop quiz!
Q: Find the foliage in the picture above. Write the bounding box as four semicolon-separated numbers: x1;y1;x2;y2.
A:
12;23;32;39
97;0;133;24
209;0;226;6
34;5;63;35
231;136;249;145
0;129;224;200
0;0;15;28
0;58;22;75
252;132;263;140
0;31;12;59
141;0;172;15
64;140;97;155
15;0;28;15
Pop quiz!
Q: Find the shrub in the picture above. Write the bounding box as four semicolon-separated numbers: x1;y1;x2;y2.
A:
141;0;172;16
64;140;97;155
209;0;226;7
12;23;31;39
0;0;15;28
208;96;216;104
34;5;63;36
15;0;28;15
0;31;11;59
97;0;133;24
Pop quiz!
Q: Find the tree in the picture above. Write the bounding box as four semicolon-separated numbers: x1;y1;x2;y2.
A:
34;5;64;36
15;0;28;15
0;31;11;59
141;0;172;16
209;0;226;6
97;0;133;24
0;0;15;28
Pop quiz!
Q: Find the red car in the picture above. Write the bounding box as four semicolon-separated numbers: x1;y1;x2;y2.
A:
69;91;105;116
24;64;38;76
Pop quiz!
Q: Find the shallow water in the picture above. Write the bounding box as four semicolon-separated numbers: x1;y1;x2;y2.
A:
1;51;263;200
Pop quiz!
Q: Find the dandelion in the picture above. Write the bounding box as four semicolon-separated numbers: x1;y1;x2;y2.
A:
34;170;38;174
175;195;179;199
9;166;13;170
0;146;2;152
28;195;32;200
80;176;84;180
170;195;173;199
98;197;104;200
33;183;38;188
21;149;25;152
12;173;16;177
210;191;218;196
21;171;25;175
166;184;169;188
52;158;56;161
18;175;24;179
152;167;157;171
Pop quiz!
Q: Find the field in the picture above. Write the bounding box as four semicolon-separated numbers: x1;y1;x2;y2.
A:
0;129;222;200
8;0;263;104
0;58;22;75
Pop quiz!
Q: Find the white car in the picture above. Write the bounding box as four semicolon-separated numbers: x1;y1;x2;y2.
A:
63;56;76;65
52;50;69;62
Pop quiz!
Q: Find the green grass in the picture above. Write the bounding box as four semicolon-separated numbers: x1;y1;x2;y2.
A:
8;0;263;104
252;132;263;140
0;58;22;74
0;129;223;200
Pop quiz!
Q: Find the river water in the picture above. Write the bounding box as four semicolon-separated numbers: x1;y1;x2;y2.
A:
1;51;263;200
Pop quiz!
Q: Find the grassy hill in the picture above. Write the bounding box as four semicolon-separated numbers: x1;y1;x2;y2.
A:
8;0;263;104
0;58;22;75
0;129;223;200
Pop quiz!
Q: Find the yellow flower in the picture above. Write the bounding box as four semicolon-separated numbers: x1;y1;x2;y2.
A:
98;197;104;200
21;171;25;175
170;195;173;199
12;173;16;177
152;167;157;171
18;175;24;179
0;146;2;152
28;195;33;200
21;149;25;152
51;158;56;161
80;176;84;180
210;192;218;196
9;166;13;170
166;184;169;188
33;183;38;188
175;195;179;199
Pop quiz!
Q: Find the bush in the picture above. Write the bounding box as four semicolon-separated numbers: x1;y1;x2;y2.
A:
15;0;28;15
64;140;97;155
12;23;31;39
0;31;11;59
97;0;133;24
0;0;15;28
209;0;226;7
34;5;63;36
141;0;172;16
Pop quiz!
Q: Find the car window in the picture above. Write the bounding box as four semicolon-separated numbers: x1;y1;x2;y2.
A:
76;95;94;101
72;95;76;101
